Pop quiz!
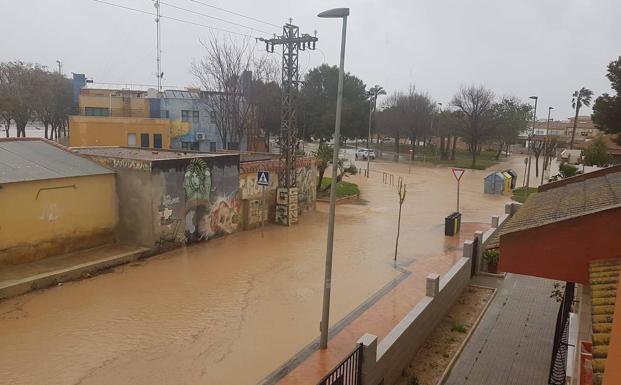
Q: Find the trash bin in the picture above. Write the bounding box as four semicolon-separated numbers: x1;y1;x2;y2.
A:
445;212;462;236
504;169;518;189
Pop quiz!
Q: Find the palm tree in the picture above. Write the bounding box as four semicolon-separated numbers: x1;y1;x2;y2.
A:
366;85;386;147
570;87;594;149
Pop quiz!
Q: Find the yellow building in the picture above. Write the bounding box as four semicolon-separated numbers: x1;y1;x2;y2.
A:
78;88;151;117
0;138;118;266
69;115;174;149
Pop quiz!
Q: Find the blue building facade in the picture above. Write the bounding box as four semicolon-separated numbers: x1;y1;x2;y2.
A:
159;90;220;152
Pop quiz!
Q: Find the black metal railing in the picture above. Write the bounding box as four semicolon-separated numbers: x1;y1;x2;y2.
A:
316;344;363;385
548;282;575;385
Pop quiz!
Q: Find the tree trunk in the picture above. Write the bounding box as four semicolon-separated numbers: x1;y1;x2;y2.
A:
410;138;416;161
317;168;326;192
393;136;399;162
451;136;457;160
3;118;10;137
535;154;540;178
470;140;477;168
495;142;503;160
570;104;580;149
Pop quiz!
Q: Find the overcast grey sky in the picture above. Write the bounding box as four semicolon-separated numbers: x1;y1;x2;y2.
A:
1;0;620;119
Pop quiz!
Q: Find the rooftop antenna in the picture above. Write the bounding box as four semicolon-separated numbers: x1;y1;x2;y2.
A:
154;0;162;93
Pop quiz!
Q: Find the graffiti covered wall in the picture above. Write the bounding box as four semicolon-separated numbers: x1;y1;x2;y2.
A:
239;157;317;227
153;154;240;244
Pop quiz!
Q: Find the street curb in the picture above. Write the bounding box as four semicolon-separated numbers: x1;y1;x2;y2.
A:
438;284;497;385
0;247;149;300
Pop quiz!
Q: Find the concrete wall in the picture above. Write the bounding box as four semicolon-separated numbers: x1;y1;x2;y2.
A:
0;174;118;265
153;155;240;244
69;116;174;149
239;158;317;228
357;251;474;385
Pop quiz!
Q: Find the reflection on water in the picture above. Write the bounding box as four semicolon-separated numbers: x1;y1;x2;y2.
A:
0;157;519;385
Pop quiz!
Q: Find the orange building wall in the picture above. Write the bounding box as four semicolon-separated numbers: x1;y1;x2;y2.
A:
499;207;621;285
69;116;172;149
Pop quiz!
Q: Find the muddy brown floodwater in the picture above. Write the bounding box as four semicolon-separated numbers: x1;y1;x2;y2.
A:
0;157;522;385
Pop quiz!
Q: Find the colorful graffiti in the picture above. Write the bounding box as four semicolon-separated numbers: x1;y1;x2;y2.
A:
296;165;317;211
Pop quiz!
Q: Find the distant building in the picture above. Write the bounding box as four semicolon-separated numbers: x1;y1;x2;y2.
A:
0;138;118;266
160;89;222;152
70;73;264;152
529;115;600;142
69;115;175;149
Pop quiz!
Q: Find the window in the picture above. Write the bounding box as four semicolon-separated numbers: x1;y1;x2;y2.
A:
85;107;110;116
209;141;217;152
140;133;150;148
127;133;137;147
182;141;199;151
153;134;162;149
192;111;200;126
181;110;191;122
161;110;169;119
209;111;216;124
227;142;239;150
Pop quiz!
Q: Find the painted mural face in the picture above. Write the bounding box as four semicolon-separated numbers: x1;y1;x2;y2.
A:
184;159;212;202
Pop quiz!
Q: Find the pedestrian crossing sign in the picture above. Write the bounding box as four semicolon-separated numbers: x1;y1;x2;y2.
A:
257;171;270;186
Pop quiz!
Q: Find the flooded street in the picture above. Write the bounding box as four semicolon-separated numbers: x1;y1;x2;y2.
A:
0;157;519;385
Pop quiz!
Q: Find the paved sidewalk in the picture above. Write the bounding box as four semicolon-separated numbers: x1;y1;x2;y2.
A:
444;273;559;385
260;222;490;385
0;244;149;300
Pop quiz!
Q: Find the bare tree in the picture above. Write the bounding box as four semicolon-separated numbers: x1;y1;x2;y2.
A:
192;37;268;150
451;85;496;168
0;61;41;137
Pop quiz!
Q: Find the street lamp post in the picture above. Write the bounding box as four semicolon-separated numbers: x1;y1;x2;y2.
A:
525;96;538;188
541;106;554;185
366;85;384;178
318;7;349;351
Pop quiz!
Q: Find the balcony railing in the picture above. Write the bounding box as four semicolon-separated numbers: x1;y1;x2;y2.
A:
548;282;576;385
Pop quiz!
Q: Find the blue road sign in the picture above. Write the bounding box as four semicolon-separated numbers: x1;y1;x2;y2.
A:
257;171;270;186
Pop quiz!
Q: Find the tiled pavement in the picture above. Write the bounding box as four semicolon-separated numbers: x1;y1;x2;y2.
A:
264;222;490;385
444;274;560;385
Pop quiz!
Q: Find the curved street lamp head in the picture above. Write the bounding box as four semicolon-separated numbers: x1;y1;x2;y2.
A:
317;8;350;18
549;106;554;110
529;96;538;100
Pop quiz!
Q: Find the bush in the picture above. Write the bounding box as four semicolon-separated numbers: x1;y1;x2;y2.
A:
583;137;610;167
483;249;499;265
559;163;579;179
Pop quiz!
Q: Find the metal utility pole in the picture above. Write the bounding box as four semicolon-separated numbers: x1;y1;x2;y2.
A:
154;0;162;93
56;60;62;75
525;96;538;188
318;7;349;350
260;20;317;225
541;106;554;185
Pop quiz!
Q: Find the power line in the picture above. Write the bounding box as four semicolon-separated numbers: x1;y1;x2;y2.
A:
185;0;280;29
92;0;260;39
160;1;273;35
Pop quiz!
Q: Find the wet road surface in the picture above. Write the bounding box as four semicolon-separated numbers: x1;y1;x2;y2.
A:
0;157;521;385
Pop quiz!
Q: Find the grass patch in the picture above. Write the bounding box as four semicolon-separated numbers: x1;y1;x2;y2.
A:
451;323;467;333
511;187;538;203
319;177;360;199
368;143;500;170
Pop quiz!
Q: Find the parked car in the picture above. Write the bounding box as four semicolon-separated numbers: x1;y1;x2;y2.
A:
355;148;376;160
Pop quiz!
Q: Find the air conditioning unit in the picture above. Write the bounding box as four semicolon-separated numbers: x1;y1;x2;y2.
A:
196;132;206;141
